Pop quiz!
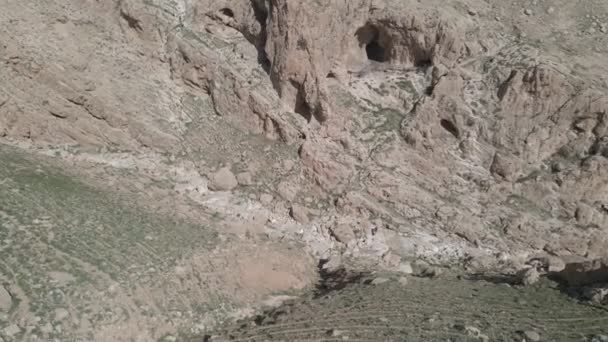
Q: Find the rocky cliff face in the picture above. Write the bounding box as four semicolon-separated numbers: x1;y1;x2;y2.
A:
169;0;608;263
2;0;608;340
3;0;608;267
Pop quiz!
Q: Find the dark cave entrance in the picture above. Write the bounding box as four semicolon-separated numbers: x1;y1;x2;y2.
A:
356;24;389;63
219;8;234;18
366;41;387;62
440;119;460;138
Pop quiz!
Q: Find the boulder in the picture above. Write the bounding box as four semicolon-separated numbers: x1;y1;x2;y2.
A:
209;167;238;191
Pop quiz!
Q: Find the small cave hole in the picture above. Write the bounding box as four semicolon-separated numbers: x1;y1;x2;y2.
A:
219;8;234;18
356;24;389;63
440;119;460;138
249;0;271;74
326;72;337;79
295;95;313;122
366;41;387;62
292;81;313;122
415;58;433;69
259;52;271;72
251;0;268;23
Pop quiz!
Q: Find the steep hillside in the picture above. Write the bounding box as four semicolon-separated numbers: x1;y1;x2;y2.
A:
1;0;608;340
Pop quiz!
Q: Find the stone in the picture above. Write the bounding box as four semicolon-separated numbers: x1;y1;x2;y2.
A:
575;203;595;225
371;277;389;285
545;257;566;273
592;335;608;342
397;262;414;275
208;167;238;191
282;160;295;172
326;329;344;337
3;324;21;337
260;194;274;205
461;326;486;340
523;330;541;341
516;267;541;286
581;285;608;304
419;266;443;278
527;256;565;273
236;172;254;186
329;224;356;244
40;323;53;334
398;276;409;286
0;286;12;312
490;152;519;181
290;204;310;224
321;255;343;272
277;180;298;202
382;251;402;267
54;308;69;321
524;9;533;16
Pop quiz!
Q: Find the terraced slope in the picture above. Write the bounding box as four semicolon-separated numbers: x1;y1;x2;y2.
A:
217;274;608;342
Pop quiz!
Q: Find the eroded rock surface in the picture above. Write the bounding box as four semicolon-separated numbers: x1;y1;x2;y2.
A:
2;0;608;340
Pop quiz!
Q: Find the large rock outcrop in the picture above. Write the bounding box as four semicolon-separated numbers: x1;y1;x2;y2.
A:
2;0;608;269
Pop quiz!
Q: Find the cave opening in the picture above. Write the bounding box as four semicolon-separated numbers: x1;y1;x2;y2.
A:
219;8;234;18
415;58;433;69
366;41;387;62
356;24;389;63
440;119;460;138
292;81;313;122
250;0;271;73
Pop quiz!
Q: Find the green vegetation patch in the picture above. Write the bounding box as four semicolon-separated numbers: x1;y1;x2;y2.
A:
0;146;218;336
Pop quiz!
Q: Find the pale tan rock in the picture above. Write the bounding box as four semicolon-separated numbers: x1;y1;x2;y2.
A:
527;256;566;273
575;203;596;226
3;324;21;338
397;262;414;275
260;193;274;205
277;180;298;202
209;167;238;191
54;308;70;322
490;152;520;181
382;251;402;267
371;277;389;285
516;267;541;286
236;172;254;186
330;224;357;244
290;204;310;224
